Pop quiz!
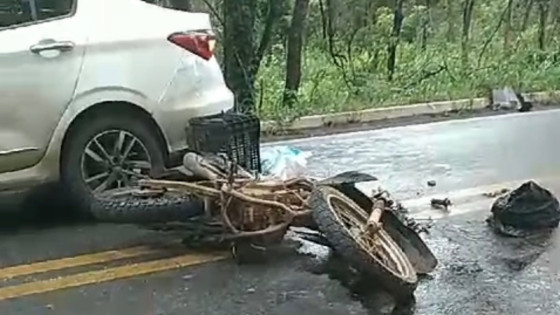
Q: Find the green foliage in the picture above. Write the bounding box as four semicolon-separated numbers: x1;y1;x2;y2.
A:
258;0;560;120
191;0;560;121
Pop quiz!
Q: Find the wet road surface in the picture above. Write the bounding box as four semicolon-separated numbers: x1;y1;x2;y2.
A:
416;213;560;315
273;108;560;200
2;109;560;314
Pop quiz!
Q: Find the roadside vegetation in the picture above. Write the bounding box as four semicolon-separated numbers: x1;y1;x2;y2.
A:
149;0;560;122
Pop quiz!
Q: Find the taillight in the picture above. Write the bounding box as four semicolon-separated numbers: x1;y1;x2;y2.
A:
168;31;216;61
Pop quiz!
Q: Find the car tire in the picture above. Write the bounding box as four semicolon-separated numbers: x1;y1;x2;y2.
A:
60;111;196;220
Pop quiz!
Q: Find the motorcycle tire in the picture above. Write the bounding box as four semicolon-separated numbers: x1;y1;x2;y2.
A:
310;185;418;299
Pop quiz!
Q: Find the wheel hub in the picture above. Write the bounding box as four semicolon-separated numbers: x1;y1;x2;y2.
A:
81;130;152;194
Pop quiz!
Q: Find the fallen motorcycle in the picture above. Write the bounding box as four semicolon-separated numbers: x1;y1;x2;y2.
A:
92;152;437;298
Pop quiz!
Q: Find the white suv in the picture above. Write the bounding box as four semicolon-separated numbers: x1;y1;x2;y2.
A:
0;0;234;211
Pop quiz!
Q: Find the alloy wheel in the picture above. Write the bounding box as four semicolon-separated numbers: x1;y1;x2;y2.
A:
80;130;152;194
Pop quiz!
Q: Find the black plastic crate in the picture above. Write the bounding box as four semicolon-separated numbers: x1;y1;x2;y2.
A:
187;111;261;173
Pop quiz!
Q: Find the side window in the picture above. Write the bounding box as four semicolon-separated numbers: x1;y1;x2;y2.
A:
0;0;33;28
36;0;73;20
0;0;73;29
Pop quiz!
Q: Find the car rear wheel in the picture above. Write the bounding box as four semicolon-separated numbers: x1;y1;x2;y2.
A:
60;112;201;221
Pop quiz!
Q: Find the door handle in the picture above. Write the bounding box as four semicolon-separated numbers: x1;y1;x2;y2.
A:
30;39;75;54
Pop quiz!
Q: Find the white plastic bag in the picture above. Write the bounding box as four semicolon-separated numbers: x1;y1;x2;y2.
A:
260;146;312;180
491;86;521;110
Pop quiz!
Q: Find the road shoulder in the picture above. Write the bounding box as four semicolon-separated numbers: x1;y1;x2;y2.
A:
263;103;560;143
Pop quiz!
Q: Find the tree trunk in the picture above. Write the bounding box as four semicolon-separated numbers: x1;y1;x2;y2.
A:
283;0;311;108
446;0;455;42
165;0;192;11
537;0;550;50
554;1;560;25
387;0;405;81
521;0;534;32
461;0;475;67
421;0;432;50
552;0;560;34
326;0;337;56
223;0;257;113
504;0;513;50
254;0;284;72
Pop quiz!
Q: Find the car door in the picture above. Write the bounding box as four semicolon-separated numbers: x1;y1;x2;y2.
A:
0;0;85;173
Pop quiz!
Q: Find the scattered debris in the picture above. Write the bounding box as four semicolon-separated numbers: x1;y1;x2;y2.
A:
260;146;311;180
483;188;510;198
402;217;434;235
516;92;533;112
431;198;452;211
490;87;533;112
486;181;560;237
427;180;437;187
491;87;521;111
449;261;483;276
369;189;430;234
394;202;409;215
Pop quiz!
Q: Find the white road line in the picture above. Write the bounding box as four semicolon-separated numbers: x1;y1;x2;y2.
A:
402;175;560;220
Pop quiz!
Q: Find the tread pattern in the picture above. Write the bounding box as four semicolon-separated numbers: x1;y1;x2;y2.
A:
90;192;204;224
310;186;418;298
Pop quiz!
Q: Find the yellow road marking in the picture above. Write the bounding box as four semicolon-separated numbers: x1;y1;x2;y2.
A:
0;245;170;281
0;252;227;301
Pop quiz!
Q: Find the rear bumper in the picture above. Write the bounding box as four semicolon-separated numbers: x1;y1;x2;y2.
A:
157;85;235;154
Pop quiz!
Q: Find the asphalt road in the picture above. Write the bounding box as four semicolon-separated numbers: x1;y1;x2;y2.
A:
2;109;560;314
275;108;560;200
